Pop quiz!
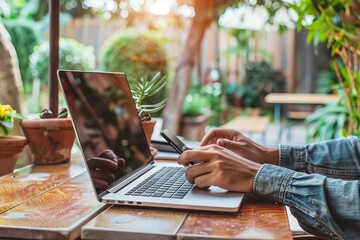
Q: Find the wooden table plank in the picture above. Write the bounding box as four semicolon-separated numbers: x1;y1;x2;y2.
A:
177;196;292;240
0;152;86;214
264;93;340;142
221;116;270;133
0;173;105;240
264;93;339;104
82;206;188;240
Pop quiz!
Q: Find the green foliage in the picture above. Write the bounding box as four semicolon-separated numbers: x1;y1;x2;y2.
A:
231;83;260;108
29;38;95;83
292;0;360;138
315;68;338;94
294;0;359;54
202;82;226;126
1;0;71;21
226;61;283;108
128;72;167;121
100;28;168;115
183;93;209;117
3;18;39;91
222;28;272;63
100;28;167;79
183;74;227;125
0;0;30;18
183;81;210;117
306;101;349;141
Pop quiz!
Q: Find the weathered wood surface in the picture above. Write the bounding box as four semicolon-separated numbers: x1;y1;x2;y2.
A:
82;207;188;240
0;154;291;240
82;195;292;240
0;153;85;213
177;198;292;240
0;173;104;240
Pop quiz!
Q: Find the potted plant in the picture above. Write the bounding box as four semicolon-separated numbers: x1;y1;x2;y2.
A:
181;92;212;141
128;72;167;146
0;103;27;176
21;38;95;164
20;108;76;165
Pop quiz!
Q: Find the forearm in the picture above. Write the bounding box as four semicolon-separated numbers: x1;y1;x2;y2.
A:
253;164;360;240
279;136;360;179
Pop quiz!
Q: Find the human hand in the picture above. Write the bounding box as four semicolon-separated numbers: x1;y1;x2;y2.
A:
177;144;262;193
200;128;279;165
87;149;126;191
150;147;158;157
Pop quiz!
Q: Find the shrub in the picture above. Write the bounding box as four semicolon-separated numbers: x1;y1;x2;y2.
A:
29;38;95;83
100;29;168;116
227;61;283;108
100;28;167;79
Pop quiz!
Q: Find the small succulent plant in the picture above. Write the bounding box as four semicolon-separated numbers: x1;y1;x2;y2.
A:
128;72;167;122
40;108;68;119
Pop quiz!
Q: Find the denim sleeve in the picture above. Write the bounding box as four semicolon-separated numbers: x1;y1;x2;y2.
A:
253;164;360;240
279;136;360;179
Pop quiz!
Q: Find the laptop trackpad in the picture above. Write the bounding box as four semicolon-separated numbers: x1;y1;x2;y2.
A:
192;186;229;195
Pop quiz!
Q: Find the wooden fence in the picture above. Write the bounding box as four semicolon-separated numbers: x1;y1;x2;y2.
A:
62;18;295;91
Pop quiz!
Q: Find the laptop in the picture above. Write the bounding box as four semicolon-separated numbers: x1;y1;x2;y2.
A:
58;70;244;212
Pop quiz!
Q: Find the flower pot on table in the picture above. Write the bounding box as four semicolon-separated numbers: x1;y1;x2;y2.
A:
141;120;156;147
0;135;27;176
20;119;75;164
180;112;212;141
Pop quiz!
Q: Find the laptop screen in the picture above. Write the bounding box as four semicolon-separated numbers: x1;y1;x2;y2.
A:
58;70;153;196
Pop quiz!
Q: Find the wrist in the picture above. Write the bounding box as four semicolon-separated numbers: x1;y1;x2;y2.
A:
264;146;279;165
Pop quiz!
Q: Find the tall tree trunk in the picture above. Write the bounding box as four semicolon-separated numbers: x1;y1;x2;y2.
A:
162;0;230;134
0;20;24;135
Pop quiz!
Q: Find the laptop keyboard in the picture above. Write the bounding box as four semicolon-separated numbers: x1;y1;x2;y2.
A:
125;167;193;199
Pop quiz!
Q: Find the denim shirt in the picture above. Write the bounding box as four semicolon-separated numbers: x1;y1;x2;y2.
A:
253;136;360;240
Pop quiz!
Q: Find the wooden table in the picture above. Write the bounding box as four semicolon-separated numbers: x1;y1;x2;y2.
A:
82;195;292;240
265;93;339;122
264;93;339;142
0;152;292;240
221;116;270;144
0;153;105;240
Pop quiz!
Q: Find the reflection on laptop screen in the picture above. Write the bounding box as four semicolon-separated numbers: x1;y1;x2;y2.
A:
58;70;152;196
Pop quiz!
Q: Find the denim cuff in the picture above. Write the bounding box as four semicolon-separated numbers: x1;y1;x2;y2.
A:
279;144;307;171
253;164;295;203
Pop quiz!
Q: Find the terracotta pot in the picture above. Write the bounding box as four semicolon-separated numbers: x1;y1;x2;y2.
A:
141;120;156;147
20;119;75;165
180;112;213;141
0;136;27;176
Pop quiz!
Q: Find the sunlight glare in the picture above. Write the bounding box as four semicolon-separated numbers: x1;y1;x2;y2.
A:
149;0;171;16
103;11;112;20
105;1;117;12
130;0;144;12
119;1;127;10
120;9;129;18
178;4;195;18
83;0;105;9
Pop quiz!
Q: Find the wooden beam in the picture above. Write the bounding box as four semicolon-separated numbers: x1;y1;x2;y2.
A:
49;0;59;117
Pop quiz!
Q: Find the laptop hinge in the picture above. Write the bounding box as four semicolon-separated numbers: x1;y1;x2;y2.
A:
107;163;154;193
